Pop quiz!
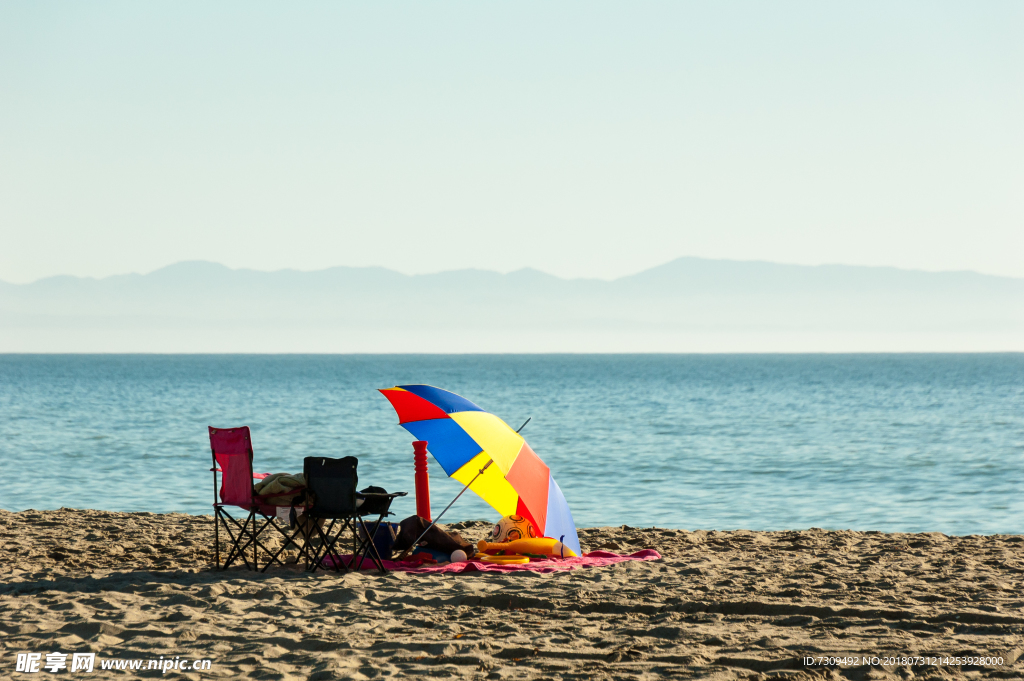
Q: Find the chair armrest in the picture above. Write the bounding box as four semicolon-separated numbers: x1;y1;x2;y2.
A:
356;491;408;500
208;468;269;479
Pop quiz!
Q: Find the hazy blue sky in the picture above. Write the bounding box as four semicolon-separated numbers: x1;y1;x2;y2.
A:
1;2;1021;284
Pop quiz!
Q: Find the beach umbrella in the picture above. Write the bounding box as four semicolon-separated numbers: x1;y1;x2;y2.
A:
379;384;581;556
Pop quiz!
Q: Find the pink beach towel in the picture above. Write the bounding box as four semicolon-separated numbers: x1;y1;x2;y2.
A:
324;549;661;574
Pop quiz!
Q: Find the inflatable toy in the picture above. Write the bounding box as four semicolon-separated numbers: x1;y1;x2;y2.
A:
477;537;578;558
490;514;536;542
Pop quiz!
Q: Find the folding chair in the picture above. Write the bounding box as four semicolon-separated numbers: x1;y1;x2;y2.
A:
303;456;405;574
209;426;303;571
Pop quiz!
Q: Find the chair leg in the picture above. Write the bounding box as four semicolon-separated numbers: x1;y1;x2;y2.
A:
306;525;322;573
235;514;291;572
262;519;311;573
262;538;294;573
217;507;242;569
217;508;256;571
306;516;378;574
354;515;389;574
226;515;249;571
318;518;357;574
295;514;320;570
331;519;353;570
338;516;379;573
328;518;356;572
217;507;293;572
250;515;277;571
240;512;259;570
232;512;256;571
307;519;339;573
214;508;220;568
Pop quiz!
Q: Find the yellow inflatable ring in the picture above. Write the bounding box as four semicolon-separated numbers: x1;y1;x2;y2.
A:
478;554;530;564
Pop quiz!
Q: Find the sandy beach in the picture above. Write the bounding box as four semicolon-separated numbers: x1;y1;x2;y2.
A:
1;509;1022;679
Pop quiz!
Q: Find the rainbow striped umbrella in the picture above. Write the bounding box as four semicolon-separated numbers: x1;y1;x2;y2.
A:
379;384;581;556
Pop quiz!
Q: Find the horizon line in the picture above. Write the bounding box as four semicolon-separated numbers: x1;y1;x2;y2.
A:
2;351;1023;356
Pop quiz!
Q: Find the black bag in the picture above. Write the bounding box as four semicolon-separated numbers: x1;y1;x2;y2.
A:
358;485;392;516
358;521;400;560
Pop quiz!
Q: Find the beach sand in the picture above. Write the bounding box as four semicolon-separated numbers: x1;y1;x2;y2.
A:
1;509;1022;679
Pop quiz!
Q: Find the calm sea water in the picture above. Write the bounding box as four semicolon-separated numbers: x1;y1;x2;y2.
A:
1;354;1021;534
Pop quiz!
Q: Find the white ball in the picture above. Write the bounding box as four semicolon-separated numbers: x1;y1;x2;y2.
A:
450;549;467;563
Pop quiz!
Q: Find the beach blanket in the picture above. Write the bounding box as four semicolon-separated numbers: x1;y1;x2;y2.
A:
325;549;660;573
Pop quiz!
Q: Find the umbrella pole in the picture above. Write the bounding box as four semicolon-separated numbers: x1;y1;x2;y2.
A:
398;459;493;560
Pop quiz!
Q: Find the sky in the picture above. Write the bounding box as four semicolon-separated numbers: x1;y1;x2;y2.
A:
0;2;1021;285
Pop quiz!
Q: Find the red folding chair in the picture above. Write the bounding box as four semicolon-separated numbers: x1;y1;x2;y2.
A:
209;426;301;570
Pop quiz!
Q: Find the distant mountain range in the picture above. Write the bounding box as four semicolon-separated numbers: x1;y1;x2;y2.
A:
2;258;1022;352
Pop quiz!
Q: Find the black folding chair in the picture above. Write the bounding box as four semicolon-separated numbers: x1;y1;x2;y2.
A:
303;456;406;574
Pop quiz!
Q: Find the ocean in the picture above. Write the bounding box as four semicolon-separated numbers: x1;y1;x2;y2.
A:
1;354;1021;535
